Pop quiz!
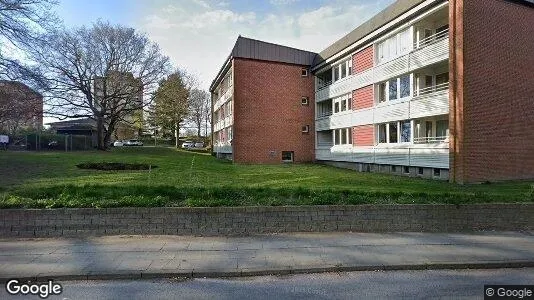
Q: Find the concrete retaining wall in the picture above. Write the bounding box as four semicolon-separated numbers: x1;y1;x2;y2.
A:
1;204;533;237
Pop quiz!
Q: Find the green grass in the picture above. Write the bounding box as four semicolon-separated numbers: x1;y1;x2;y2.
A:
0;147;532;208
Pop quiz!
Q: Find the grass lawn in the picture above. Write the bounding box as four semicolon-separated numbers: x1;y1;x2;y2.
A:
0;147;532;208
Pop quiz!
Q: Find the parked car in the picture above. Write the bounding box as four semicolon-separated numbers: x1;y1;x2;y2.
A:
113;140;124;147
194;142;204;148
124;139;143;146
181;141;194;148
47;140;59;150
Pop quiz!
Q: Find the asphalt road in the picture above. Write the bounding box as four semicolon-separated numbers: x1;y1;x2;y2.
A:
2;268;534;300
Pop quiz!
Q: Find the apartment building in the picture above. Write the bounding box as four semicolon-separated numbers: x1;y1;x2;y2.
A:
210;36;316;163
211;0;534;183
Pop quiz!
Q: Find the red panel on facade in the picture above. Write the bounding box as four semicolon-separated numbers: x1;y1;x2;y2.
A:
353;125;374;146
352;45;374;74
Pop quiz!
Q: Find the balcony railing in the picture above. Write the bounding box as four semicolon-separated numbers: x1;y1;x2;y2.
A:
317;111;333;119
416;82;449;96
317;142;334;148
413;135;448;144
415;28;448;49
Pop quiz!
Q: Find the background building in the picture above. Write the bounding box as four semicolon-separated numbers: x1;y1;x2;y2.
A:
210;36;317;163
0;80;43;135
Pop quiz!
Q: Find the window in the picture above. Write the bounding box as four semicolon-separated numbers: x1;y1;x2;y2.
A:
377;28;411;64
348;95;352;110
389;122;398;143
401;120;411;143
333;128;351;145
378;82;387;103
301;68;308;77
341;99;347;112
378;124;387;143
348;60;352;75
400;75;411;98
301;125;310;133
341;63;347;78
334;67;340;82
403;166;410;174
334;102;340;113
282;151;294;162
418;167;424;175
436;72;449;86
391;165;397;173
433;168;441;177
389;79;398;100
436;120;449;139
228;127;233;141
426;121;433;139
301;97;309;106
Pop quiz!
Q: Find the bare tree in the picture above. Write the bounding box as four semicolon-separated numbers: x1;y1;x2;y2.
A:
151;72;189;148
0;0;57;83
188;88;210;137
32;21;171;149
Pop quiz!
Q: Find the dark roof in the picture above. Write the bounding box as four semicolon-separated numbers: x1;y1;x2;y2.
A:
313;0;431;67
210;36;318;92
47;118;96;128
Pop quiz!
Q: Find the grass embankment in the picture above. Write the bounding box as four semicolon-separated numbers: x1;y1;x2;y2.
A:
0;147;532;208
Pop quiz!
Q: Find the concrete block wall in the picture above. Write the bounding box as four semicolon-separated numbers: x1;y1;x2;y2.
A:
1;204;532;238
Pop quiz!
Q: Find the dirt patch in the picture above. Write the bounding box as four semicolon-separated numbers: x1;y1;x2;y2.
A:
76;162;157;171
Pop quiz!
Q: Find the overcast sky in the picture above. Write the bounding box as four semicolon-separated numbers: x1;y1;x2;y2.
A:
54;0;395;91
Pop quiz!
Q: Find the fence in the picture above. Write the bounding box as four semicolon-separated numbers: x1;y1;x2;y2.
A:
2;133;96;151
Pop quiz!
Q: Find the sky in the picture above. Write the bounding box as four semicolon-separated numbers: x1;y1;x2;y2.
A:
53;0;396;92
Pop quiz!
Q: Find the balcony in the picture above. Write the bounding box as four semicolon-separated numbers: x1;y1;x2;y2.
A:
315;32;449;103
413;136;448;144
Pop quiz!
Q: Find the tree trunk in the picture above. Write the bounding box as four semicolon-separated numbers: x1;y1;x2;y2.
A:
96;116;105;150
197;123;201;137
174;121;179;148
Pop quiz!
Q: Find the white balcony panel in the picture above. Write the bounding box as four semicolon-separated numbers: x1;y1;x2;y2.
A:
315;145;449;169
374;148;410;165
315;117;331;131
374;100;410;124
352;108;374;126
409;147;449;168
410;90;449;119
329;112;352;129
316;149;333;160
373;56;410;84
329;146;354;162
409;37;449;71
214;144;232;154
351;148;375;163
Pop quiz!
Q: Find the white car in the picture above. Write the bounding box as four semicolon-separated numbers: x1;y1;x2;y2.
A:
124;139;143;146
181;141;194;148
194;142;204;148
113;140;124;147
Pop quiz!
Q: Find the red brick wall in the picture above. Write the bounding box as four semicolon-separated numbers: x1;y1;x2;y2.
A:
232;58;315;163
353;125;374;146
450;0;534;183
352;45;374;74
352;85;374;110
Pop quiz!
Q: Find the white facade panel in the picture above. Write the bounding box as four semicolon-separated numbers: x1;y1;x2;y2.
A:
374;100;410;123
409;38;449;71
214;144;232;154
410;90;449;119
352;108;374;126
316;146;448;169
315;117;331;131
329;112;352;129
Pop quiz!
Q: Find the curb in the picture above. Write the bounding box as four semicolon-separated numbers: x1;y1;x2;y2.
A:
2;261;534;283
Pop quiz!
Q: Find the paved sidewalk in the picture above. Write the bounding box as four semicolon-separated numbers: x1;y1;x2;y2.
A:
1;231;533;281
